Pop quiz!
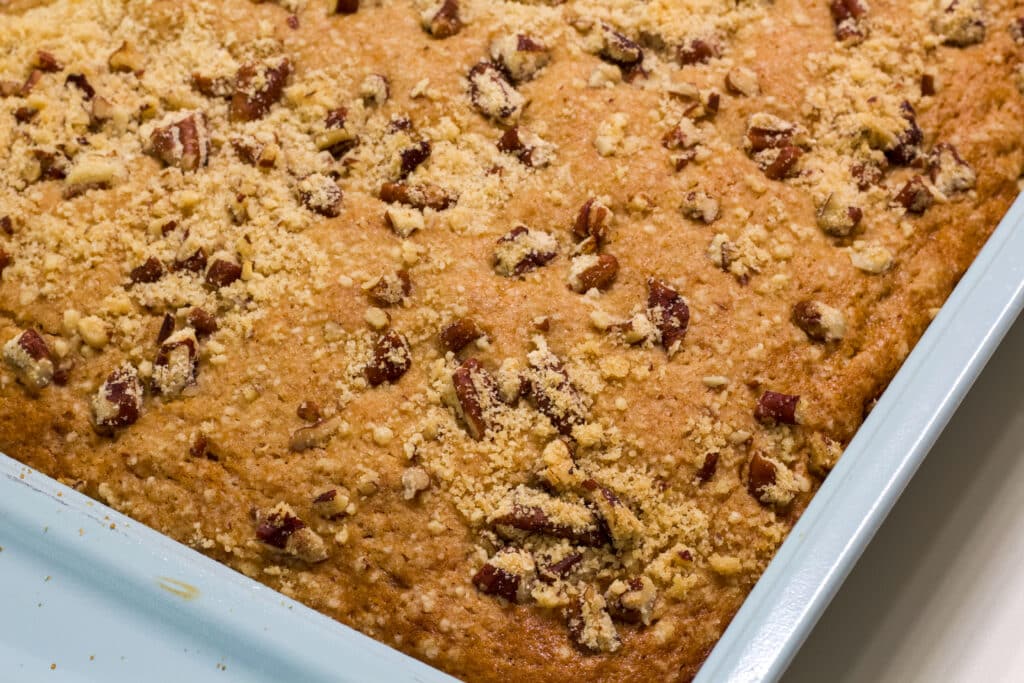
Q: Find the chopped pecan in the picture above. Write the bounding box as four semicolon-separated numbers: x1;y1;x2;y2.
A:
14;107;38;124
882;102;923;166
109;42;144;74
467;62;524;125
205;257;242;289
297;173;343;217
567;254;618;293
493;501;606;547
398;140;431;180
792;300;846;342
763;145;803;180
851;158;887;190
156;313;175;345
815;193;863;237
754;391;801;425
927;143;976;195
647;278;690;357
581;479;643;550
472;548;535;603
312;487;352;519
379;181;456;211
189;434;216;460
541;552;583;582
526;345;587;436
596;22;644;80
920;73;936;96
231;135;278;169
229;58;292;122
360;74;390;106
148;112;210;172
328;0;359;13
33;50;62;73
745;112;799;152
152;329;198;398
0;216;12;235
490;34;551;83
747;452;778;503
0;249;9;277
65;73;95;99
895;176;933;214
19;70;42;97
747;452;802;508
440;318;484;353
289;415;345;452
365;270;411;307
256;503;328;563
680;190;719;224
494;226;558;277
91;364;144;432
808;432;844;476
606;576;657;625
497;126;555;168
316;107;358;159
451;358;500;440
422;0;462;39
572;198;613;245
365;330;412;386
676;38;719;65
934;0;986;47
830;0;869;43
187;308;219;337
569;585;621;653
2;329;54;391
174;247;207;274
696;451;719;483
296;400;322;422
129;257;164;284
32;149;69;181
191;72;233;98
725;66;759;97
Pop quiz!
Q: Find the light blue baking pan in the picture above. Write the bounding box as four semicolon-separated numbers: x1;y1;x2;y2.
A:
1;194;1022;683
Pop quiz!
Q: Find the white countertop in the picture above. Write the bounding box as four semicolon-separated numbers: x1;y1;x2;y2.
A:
784;314;1024;683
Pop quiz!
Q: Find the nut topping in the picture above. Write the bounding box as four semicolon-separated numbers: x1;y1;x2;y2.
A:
754;391;801;425
152;328;198;398
581;479;643;551
187;308;218;337
384;206;425;237
895;176;934;214
316;107;358;159
129;257;164;284
472;548;536;603
497;126;556;168
379;181;456;211
934;0;987;47
229;58;292;122
440;318;484;353
91;363;144;431
255;502;328;563
680;190;720;224
3;329;54;391
205;257;242;289
816;193;863;237
297;173;343;217
312;488;352;519
398;140;432;180
365;270;411;307
493;496;607;547
365;330;412;386
747;452;803;508
676;38;719;65
422;0;462;39
792;300;847;342
359;74;389;106
494;226;558;277
881;101;923;166
572;198;613;245
744;113;806;179
830;0;869;43
467;62;525;125
173;246;207;274
927;143;976;196
328;0;359;13
490;34;551;83
156;313;175;345
647;278;690;357
567;253;619;293
569;585;621;653
33;50;62;73
605;576;657;625
595;22;645;80
526;344;587;436
451;358;500;440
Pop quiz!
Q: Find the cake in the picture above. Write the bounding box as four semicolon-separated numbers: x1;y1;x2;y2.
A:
1;0;1022;680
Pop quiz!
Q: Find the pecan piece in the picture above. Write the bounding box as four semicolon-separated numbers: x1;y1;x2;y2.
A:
440;318;485;353
365;270;411;307
494;226;558;277
696;452;719;483
229;58;292;122
129;257;164;284
472;548;535;603
365;330;412;386
3;329;54;391
541;552;583;581
647;278;690;357
91;364;144;432
0;249;9;277
526;344;587;436
296;400;321;423
816;193;863;237
156;313;175;345
830;0;869;43
792;300;846;342
205;257;242;289
422;0;462;39
297;173;343;217
256;503;328;563
567;254;618;293
328;0;359;13
745;113;806;179
882;102;923;166
895;176;933;214
289;415;345;452
676;38;719;65
497;126;555;168
148;112;210;172
763;145;803;180
451;358;500;440
467;62;524;125
581;479;643;551
490;34;551;83
851;158;886;190
152;329;198;398
312;488;352;519
680;190;719;224
33;50;62;73
934;0;986;47
596;22;644;80
493;501;606;547
927;143;976;195
359;74;389;106
398;140;431;180
606;576;657;625
569;585;621;653
316;107;358;159
187;308;219;337
572;198;613;244
747;452;802;508
754;391;801;425
379;181;456;211
174;246;207;274
65;73;95;100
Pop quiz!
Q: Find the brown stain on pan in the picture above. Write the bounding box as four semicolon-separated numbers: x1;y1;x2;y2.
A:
157;577;200;601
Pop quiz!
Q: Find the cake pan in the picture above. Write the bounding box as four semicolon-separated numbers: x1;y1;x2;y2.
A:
1;192;1022;682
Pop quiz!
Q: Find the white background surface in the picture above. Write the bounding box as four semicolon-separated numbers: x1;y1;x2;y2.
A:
784;315;1024;683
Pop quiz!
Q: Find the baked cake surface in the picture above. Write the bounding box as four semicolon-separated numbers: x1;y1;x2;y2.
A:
1;0;1022;680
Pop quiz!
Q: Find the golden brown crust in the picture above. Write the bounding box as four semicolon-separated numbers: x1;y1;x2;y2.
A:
1;1;1023;681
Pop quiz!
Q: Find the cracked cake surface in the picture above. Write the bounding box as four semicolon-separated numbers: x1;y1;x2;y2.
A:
1;0;1023;680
